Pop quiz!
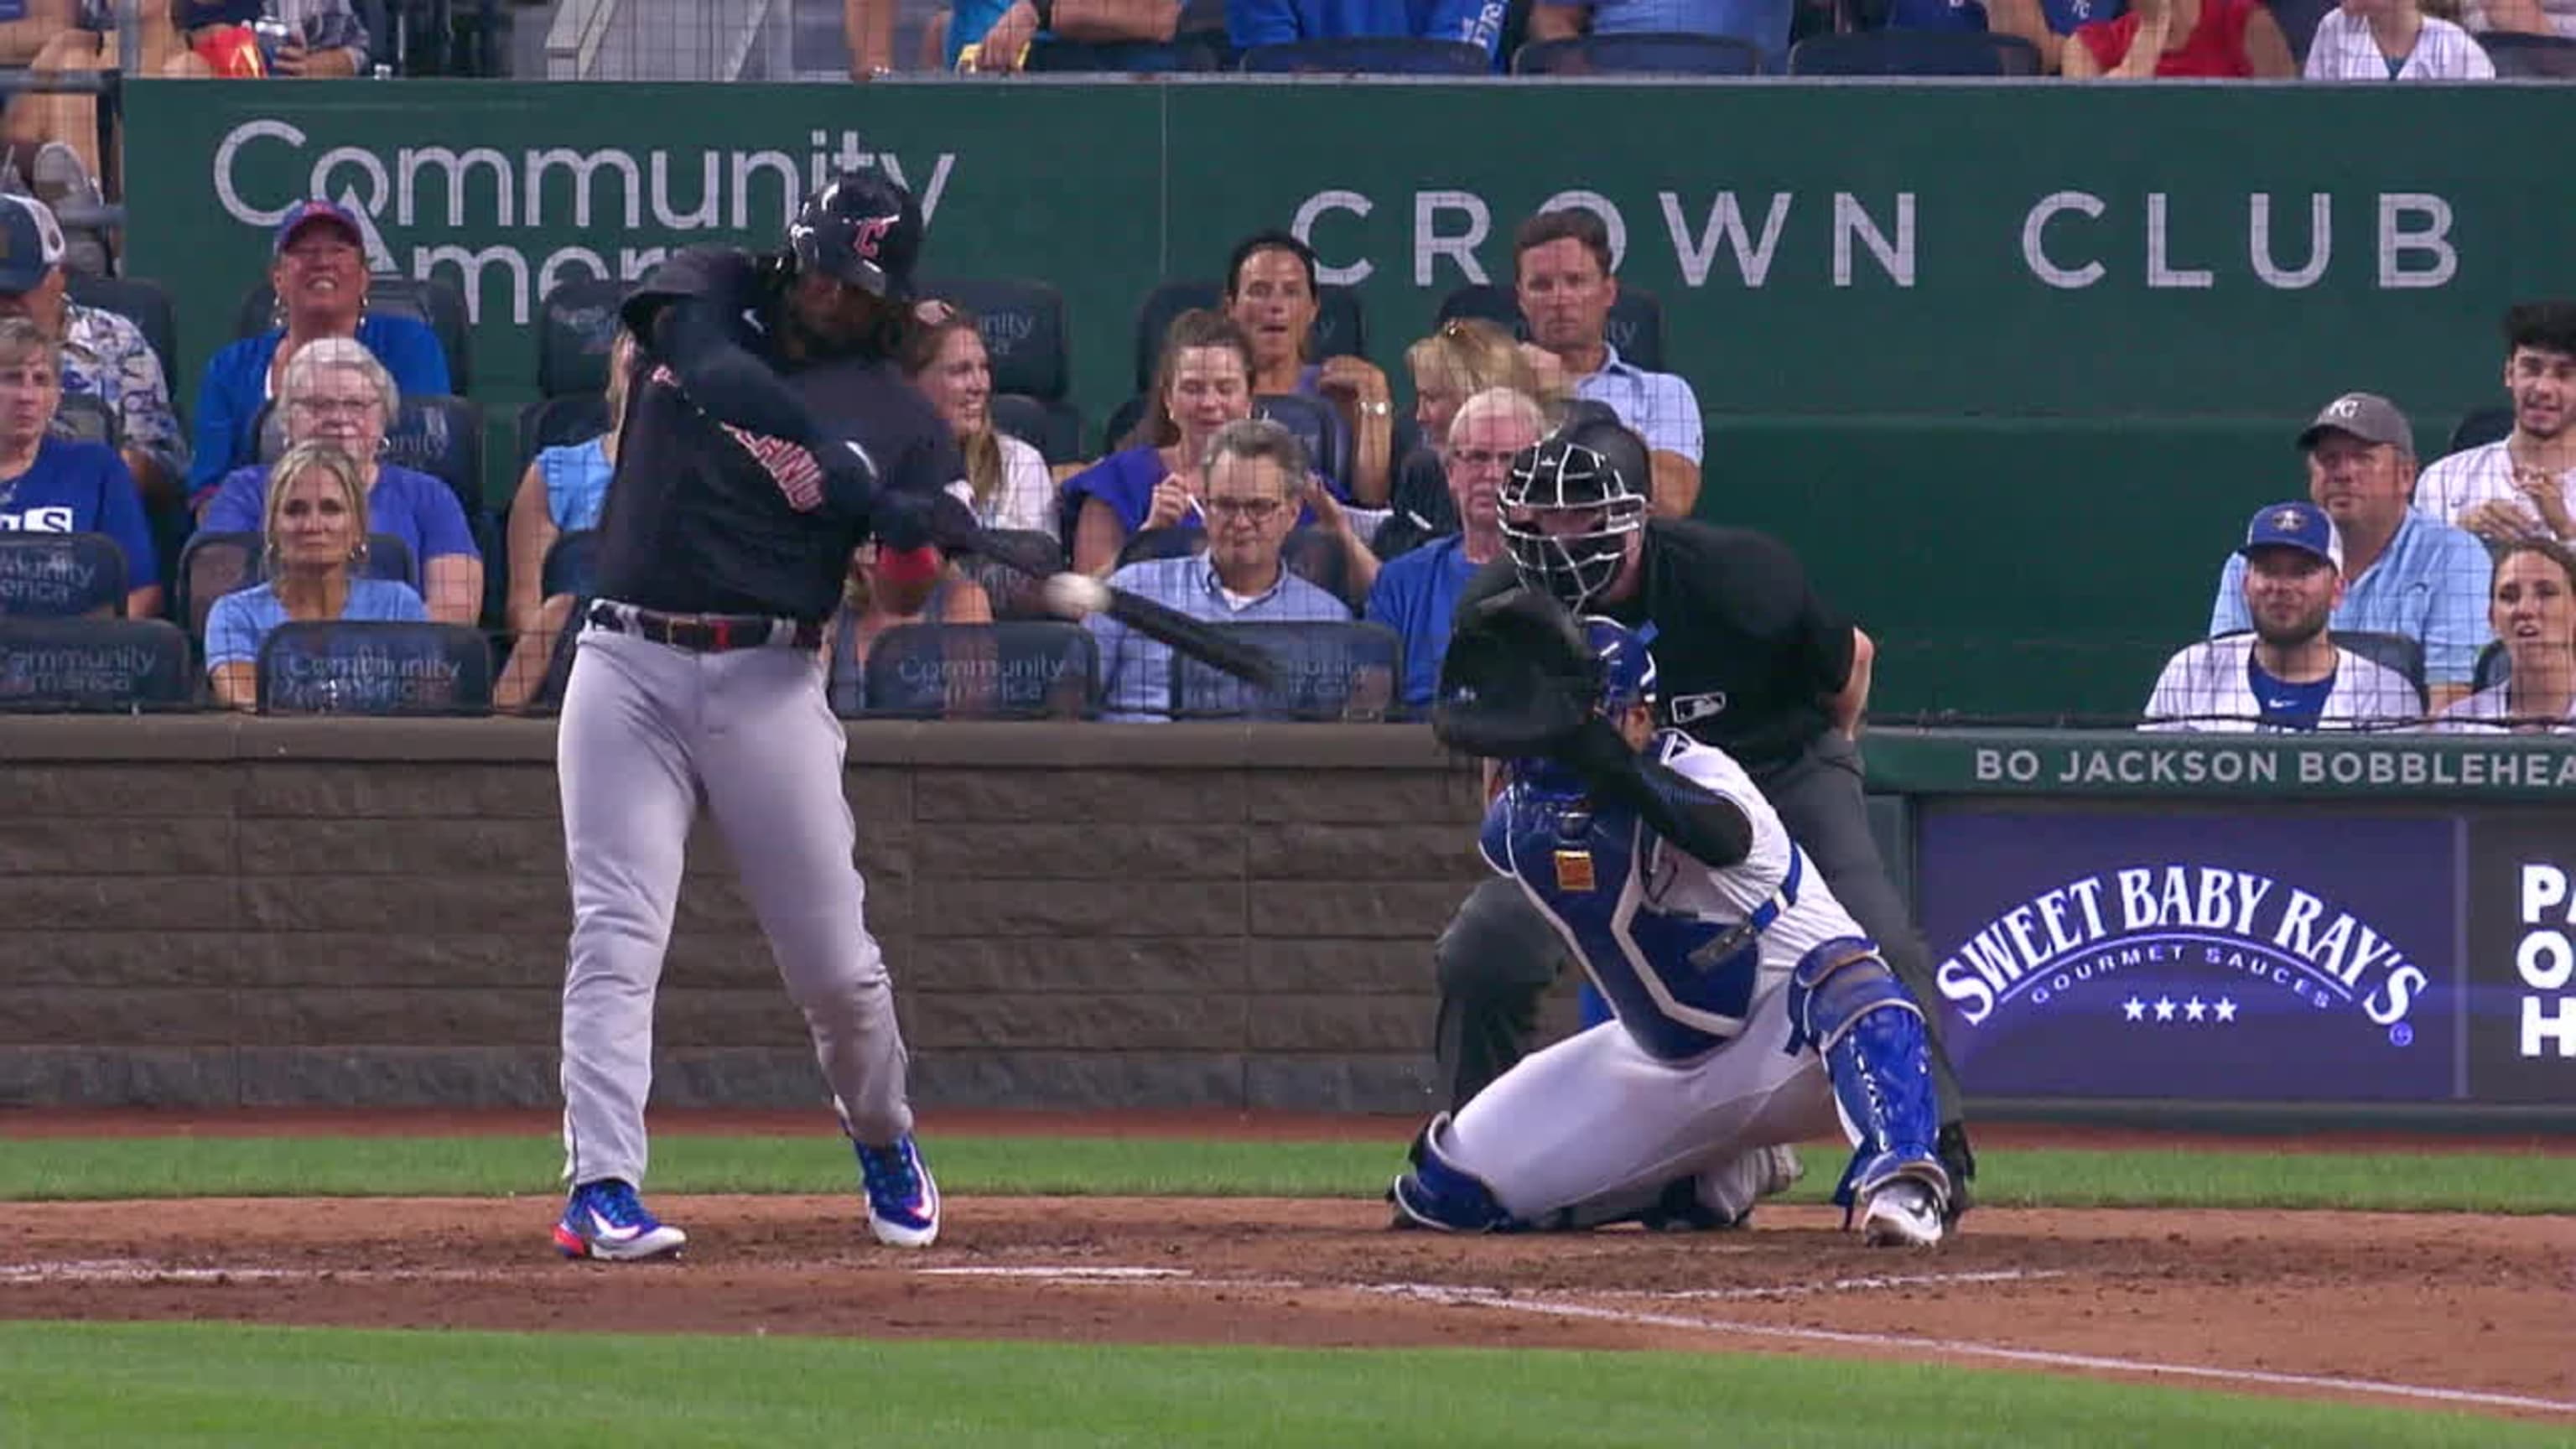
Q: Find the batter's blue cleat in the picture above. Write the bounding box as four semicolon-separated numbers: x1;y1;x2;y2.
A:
855;1135;941;1248
553;1179;687;1262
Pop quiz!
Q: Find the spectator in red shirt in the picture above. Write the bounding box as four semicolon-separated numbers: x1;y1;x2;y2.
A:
2063;0;2293;73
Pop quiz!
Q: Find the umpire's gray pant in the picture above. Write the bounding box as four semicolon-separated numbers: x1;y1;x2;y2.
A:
1431;732;1966;1124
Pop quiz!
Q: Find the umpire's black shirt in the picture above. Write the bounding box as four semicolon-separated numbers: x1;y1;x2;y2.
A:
1461;518;1856;769
592;247;964;623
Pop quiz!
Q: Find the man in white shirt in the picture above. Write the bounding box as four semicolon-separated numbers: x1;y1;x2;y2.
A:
2149;501;2424;731
2418;300;2576;546
1511;208;1704;519
2303;0;2496;77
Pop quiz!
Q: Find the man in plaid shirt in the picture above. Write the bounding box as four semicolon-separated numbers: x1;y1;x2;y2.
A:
0;194;186;511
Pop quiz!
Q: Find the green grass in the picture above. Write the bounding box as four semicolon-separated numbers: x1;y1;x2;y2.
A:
0;1322;2560;1449
3;1135;2572;1213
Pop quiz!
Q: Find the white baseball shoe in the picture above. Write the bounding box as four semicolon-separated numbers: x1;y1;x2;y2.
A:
1859;1178;1945;1249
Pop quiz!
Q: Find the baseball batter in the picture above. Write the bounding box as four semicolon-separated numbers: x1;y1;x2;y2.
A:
551;170;964;1261
1392;594;1951;1246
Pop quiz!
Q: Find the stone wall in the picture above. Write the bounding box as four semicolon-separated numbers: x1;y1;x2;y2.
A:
0;716;1561;1114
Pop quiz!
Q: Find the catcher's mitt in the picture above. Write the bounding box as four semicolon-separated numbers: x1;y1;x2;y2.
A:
1431;585;1604;761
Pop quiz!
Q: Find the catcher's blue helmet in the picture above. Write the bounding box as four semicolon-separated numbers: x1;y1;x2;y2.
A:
1582;616;1657;715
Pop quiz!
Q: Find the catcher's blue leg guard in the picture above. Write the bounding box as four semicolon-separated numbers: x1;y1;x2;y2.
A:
1388;1114;1521;1233
1784;938;1951;1223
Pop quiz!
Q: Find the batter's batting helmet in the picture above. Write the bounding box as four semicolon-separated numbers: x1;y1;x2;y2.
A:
1499;432;1646;610
788;171;922;302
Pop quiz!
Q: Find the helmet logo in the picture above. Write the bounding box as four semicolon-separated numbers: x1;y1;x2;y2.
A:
851;216;896;261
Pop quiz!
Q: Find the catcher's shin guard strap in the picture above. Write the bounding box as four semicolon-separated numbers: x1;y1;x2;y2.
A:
1388;1114;1521;1233
1784;938;1950;1218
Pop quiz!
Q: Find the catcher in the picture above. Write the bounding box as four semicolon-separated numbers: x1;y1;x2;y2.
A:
1389;588;1955;1246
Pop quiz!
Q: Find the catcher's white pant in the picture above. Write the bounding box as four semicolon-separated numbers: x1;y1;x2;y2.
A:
1440;975;1838;1224
555;622;915;1190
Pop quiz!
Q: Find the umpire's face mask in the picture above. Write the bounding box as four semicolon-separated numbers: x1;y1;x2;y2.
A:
1504;502;1639;610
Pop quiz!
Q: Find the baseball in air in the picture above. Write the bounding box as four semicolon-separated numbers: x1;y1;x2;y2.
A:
1041;572;1112;619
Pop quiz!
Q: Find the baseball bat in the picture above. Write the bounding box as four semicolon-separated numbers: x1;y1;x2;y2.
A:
926;509;1281;693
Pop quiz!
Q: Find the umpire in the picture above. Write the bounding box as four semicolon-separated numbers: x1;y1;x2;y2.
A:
1433;411;1977;1218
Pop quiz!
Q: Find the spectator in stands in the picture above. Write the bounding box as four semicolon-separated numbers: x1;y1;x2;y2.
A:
1524;0;1793;70
187;199;451;502
205;442;426;709
1226;0;1505;57
1365;387;1540;710
903;309;1057;533
1224;231;1394;507
2419;301;2576;545
491;328;636;713
2430;540;2576;732
171;1;370;75
845;0;1181;71
2464;0;2576;37
0;316;157;618
1380;317;1563;560
0;195;188;513
824;543;999;711
2303;0;2495;72
2148;501;2421;731
199;337;482;625
2061;0;2294;73
2207;392;2490;712
1088;418;1351;720
1511;208;1702;517
1062;309;1257;576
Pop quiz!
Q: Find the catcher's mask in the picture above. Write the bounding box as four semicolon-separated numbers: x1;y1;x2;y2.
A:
1500;435;1646;610
787;170;922;302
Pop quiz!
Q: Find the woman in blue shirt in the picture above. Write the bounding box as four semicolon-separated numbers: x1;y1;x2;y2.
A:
198;335;482;624
493;327;636;712
205;440;428;709
186;199;450;503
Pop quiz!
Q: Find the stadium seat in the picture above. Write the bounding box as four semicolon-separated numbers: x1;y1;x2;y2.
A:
1238;37;1493;72
2329;630;2428;715
1785;30;2039;73
50;392;120;449
1024;36;1223;70
2480;31;2576;76
923;275;1073;403
174;530;418;641
542;529;601;601
515;392;613;478
2449;406;2513;455
1282;523;1364;611
959;528;1071;619
0;616;193;712
1100;393;1151;457
537;276;632;398
0;532;128;616
990;392;1085;467
1253;392;1354;496
2263;0;2334;60
1513;32;1764;75
839;621;1101;719
234;274;474;394
254;620;494;715
1167;619;1403;720
65;273;179;395
2474;639;2510;695
382;394;489;522
1117;524;1205;568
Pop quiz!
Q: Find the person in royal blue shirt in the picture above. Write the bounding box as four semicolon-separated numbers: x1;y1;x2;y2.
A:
1228;0;1506;58
1365;386;1540;710
0;317;159;618
186;198;451;504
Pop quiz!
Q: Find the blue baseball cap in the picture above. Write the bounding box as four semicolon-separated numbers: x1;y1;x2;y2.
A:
2239;501;2343;569
273;198;362;256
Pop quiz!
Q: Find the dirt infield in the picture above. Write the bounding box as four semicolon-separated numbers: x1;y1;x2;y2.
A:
2;1109;2571;1424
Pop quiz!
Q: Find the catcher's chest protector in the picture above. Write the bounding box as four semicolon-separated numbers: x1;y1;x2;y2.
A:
1481;782;1764;1062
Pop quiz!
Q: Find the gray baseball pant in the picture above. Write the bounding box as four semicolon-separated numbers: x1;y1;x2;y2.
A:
556;622;915;1190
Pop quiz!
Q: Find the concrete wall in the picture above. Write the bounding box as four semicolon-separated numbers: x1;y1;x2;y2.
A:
0;718;1540;1114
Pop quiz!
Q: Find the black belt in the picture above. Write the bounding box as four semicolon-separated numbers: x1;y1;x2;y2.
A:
586;600;822;653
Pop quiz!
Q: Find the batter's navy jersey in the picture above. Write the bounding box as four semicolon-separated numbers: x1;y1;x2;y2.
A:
594;247;965;622
1465;520;1855;768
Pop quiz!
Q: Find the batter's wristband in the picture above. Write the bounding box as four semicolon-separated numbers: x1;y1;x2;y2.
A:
877;543;941;591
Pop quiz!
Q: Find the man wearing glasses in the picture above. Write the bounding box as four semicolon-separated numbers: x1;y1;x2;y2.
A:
1087;417;1353;720
1365;386;1543;712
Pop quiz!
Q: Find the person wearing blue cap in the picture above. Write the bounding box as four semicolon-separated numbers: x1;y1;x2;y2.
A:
2146;500;2424;731
184;198;450;510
